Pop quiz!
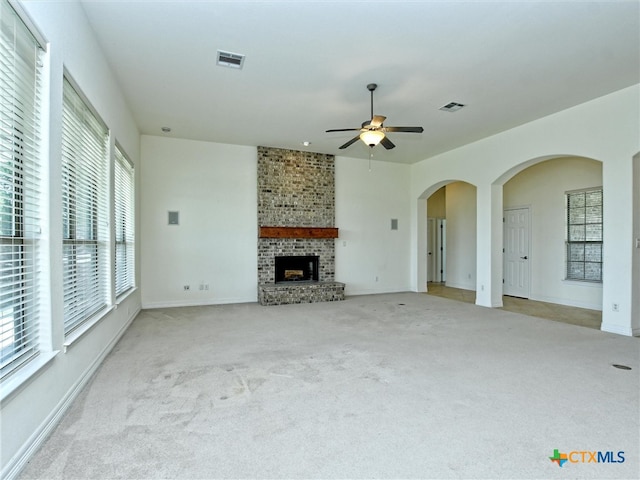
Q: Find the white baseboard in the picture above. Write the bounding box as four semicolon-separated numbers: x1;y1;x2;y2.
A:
1;308;139;480
343;287;411;297
141;297;256;309
601;322;634;337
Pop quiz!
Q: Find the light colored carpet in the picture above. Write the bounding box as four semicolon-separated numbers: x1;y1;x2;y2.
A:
19;293;639;479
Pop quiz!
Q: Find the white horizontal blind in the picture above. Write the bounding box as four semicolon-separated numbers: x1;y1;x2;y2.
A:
0;0;43;377
62;77;109;334
114;146;134;296
566;188;603;282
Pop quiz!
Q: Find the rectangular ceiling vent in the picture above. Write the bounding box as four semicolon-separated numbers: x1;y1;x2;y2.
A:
439;102;466;112
216;50;245;69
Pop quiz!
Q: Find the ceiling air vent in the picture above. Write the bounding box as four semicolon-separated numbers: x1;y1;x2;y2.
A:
439;102;466;112
216;50;245;69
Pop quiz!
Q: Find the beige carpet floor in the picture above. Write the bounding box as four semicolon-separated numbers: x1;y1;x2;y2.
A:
19;293;639;479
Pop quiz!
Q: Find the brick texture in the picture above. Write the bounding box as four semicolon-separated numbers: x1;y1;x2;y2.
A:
257;147;344;304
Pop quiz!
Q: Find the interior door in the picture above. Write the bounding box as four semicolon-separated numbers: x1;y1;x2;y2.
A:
437;218;446;283
427;218;436;282
503;207;530;298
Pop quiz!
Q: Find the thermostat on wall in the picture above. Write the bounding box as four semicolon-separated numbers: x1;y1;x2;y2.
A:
168;211;179;225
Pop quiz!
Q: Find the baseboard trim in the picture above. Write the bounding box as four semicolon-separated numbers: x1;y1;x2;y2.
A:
141;297;256;309
600;322;633;337
1;308;139;480
342;287;411;297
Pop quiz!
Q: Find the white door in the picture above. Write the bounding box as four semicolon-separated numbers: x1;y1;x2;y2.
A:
503;207;530;298
437;219;446;283
427;218;436;282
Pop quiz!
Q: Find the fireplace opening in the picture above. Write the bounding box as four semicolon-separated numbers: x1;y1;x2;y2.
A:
275;255;319;283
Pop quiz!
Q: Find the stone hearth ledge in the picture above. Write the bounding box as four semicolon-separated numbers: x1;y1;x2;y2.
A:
258;281;345;306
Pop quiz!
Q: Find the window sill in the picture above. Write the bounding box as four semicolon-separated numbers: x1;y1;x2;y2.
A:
116;286;138;305
561;279;603;287
0;350;58;405
63;305;116;352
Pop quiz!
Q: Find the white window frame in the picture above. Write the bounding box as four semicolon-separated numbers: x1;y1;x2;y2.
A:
114;145;134;297
565;187;603;283
61;75;110;336
0;0;45;378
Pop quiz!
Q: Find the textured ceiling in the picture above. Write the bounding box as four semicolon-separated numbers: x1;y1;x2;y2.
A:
80;0;640;164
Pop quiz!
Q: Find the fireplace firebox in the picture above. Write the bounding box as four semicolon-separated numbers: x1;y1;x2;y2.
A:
275;255;319;283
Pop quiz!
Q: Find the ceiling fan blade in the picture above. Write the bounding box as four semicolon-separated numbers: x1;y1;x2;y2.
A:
384;126;424;133
380;136;395;150
326;128;360;132
369;115;386;127
339;135;361;149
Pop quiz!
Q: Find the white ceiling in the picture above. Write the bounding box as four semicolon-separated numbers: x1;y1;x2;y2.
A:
79;0;639;164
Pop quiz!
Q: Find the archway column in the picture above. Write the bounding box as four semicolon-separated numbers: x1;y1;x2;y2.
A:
601;157;635;336
475;183;503;307
414;197;428;292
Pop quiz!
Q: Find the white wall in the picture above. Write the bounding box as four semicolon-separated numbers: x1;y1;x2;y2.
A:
139;141;413;303
504;157;603;309
444;182;477;290
140;136;257;307
335;157;411;295
1;1;141;478
411;84;640;335
633;153;640;335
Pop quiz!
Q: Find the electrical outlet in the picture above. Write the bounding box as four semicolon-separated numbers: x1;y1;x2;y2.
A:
612;303;619;312
183;285;190;291
204;284;209;291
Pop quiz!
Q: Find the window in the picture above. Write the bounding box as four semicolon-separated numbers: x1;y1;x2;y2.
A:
0;1;44;377
61;77;109;335
566;188;603;282
114;146;134;296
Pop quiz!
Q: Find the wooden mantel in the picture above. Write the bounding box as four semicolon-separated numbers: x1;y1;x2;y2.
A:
259;226;339;239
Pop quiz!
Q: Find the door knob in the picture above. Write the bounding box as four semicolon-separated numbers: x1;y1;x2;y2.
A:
520;256;528;260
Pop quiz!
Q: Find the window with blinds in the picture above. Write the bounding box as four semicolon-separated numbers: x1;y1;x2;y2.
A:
0;1;44;377
62;77;109;335
114;146;134;297
566;188;603;282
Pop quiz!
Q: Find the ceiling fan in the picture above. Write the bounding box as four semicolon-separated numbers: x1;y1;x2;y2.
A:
326;83;423;150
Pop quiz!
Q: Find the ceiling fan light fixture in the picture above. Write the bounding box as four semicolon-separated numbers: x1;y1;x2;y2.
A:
360;129;385;147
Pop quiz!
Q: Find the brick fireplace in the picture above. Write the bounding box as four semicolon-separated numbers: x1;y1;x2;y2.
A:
257;147;345;305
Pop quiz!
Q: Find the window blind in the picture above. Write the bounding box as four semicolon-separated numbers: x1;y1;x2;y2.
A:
62;77;109;335
566;188;603;282
0;0;44;377
114;146;134;296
